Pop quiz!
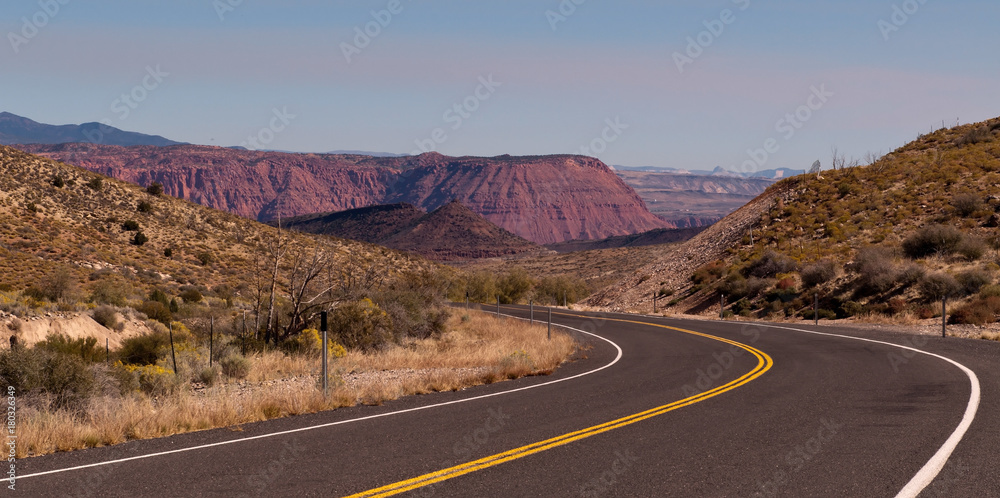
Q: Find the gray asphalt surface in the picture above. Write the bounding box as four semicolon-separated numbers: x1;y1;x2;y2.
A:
15;306;999;497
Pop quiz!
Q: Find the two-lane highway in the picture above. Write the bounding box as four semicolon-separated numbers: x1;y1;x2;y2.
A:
18;307;996;497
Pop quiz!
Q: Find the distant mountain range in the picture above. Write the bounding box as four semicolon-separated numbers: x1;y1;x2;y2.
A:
0;112;182;147
279;200;541;261
614;164;805;180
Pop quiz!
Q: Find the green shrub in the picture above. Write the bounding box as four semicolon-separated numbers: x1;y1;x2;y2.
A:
89;277;131;306
42;353;94;409
980;284;1000;298
121;220;140;231
51;175;64;188
146;182;164;196
119;331;169;365
163;248;173;258
92;305;119;329
137;200;153;213
179;289;203;303
149;289;170;306
839;301;866;318
220;354;250;379
35;334;102;363
87;177;103;191
137;300;171;324
903;225;964;258
497;268;533;304
535;275;590;305
330;299;394;351
131;231;149;246
801;260;837;287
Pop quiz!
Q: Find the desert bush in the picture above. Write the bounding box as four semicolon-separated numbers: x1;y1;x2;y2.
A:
196;252;214;266
898;263;927;287
330;299;394;351
718;274;769;300
163;248;173;258
146;182;164;196
497;269;533;304
41;353;95;409
119;331;169;365
887;298;908;316
37;270;75;302
950;297;1000;325
131;231;149;246
903;225;964;258
35;334;101;363
51;175;64;188
89;277;131;306
198;366;218;386
952;194;984;217
535;275;590;305
121;220;140;232
137;300;171;324
980;284;1000;298
692;260;727;285
149;289;170;306
745;251;798;278
957;269;993;296
851;247;899;294
465;271;498;303
284;328;348;358
87;177;103;191
121;363;181;396
955;126;993;146
179;289;203;303
957;236;987;261
220;355;250;379
801;260;838;288
136;200;153;213
918;272;962;301
839;301;866;318
92;305;119;329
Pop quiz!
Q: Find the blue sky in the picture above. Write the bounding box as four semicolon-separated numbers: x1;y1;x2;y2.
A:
2;0;998;171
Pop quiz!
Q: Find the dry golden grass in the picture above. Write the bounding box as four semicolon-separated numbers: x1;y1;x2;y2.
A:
17;311;575;458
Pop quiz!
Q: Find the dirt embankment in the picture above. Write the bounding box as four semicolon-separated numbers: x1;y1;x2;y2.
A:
1;312;151;350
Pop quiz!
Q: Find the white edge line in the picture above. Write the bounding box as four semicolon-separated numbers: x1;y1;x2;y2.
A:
20;311;622;480
733;322;980;498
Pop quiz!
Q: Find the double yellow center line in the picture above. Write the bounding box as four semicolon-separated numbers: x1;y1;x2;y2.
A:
345;317;773;498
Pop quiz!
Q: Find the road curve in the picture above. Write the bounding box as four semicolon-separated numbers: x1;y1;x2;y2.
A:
16;307;999;497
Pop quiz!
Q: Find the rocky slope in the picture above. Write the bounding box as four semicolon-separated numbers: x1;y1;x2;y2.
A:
18;145;667;244
281;200;541;261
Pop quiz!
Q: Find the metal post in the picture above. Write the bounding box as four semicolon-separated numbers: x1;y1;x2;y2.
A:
814;293;819;325
530;300;534;325
720;294;726;319
466;292;469;310
942;296;947;338
497;297;501;317
106;338;109;365
169;322;178;375
241;310;247;356
321;311;329;398
653;292;658;314
209;317;214;368
547;307;551;341
563;291;567;308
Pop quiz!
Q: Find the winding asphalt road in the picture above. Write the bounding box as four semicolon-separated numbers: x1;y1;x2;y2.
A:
16;307;1000;497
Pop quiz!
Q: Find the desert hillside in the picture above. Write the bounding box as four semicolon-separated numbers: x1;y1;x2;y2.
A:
0;145;436;342
281;200;542;261
590;118;1000;325
16;144;668;244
